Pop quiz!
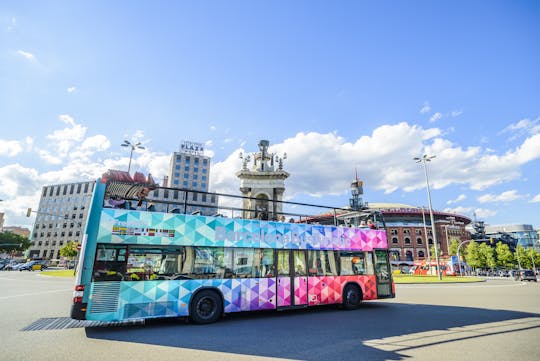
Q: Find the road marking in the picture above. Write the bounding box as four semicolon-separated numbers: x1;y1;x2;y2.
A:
397;281;526;289
364;317;540;352
0;289;71;300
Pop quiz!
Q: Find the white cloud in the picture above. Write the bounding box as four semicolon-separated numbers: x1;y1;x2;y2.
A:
16;49;35;61
444;207;496;220
0;139;23;157
500;117;540;142
473;208;497;219
447;194;466;205
210;126;217;131
211;123;442;198
43;114;87;158
6;17;16;31
477;190;523;203
530;194;540;203
451;110;463;117
420;102;431;114
67;86;77;93
429;112;442;123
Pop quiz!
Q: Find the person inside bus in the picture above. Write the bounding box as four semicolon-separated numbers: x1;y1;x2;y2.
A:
367;220;377;229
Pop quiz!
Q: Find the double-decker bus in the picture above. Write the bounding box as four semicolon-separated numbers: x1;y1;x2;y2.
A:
71;170;394;324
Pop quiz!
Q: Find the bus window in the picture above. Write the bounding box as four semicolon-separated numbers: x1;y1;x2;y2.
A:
277;250;289;276
293;250;306;276
308;250;338;276
92;244;127;281
339;251;366;276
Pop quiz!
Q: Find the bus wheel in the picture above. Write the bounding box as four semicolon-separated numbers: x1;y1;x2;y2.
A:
342;284;363;310
190;290;222;324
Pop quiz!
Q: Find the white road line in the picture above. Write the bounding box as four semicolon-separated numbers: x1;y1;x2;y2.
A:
0;289;71;300
397;281;527;289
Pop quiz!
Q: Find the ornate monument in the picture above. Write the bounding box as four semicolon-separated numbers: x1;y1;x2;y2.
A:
236;140;289;220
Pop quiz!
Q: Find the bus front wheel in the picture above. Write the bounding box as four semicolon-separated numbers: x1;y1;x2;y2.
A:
190;290;222;324
342;284;363;310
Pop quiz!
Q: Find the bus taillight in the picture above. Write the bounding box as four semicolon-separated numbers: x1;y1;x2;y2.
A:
73;284;85;303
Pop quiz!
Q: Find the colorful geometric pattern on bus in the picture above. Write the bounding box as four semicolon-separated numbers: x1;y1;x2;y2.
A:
277;277;291;307
97;209;387;251
86;275;378;321
307;275;377;306
294;277;308;305
103;278;278;320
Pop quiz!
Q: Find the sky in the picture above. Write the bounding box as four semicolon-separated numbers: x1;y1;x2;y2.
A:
0;1;539;230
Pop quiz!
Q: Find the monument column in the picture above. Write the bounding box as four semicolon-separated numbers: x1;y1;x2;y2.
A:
237;140;289;220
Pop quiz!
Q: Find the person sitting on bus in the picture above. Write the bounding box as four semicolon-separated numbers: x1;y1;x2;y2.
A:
367;220;377;229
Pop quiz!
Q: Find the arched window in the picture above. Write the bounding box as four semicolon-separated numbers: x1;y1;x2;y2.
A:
392;237;398;244
428;238;433;245
404;237;411;244
417;237;423;245
418;250;425;258
405;250;413;261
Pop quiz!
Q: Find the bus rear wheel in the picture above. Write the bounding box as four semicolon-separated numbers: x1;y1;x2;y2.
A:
190;290;222;324
342;284;363;310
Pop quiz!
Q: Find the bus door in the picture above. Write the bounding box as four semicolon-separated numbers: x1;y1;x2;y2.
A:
277;250;308;308
374;250;393;298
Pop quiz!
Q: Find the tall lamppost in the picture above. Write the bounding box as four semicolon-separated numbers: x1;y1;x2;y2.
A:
456;240;471;276
121;140;145;173
421;206;432;275
414;154;442;280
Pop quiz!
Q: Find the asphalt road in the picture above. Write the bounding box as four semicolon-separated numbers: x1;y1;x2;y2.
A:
1;272;539;361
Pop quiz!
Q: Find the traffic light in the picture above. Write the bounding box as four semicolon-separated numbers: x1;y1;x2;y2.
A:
26;208;32;217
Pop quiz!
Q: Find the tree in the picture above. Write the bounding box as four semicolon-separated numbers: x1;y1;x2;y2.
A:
0;231;32;253
465;241;482;269
429;243;443;260
526;248;540;270
448;239;460;256
515;245;529;269
59;241;78;258
479;243;496;269
495;242;514;268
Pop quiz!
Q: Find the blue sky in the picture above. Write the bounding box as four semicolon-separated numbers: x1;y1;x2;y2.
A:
1;1;539;229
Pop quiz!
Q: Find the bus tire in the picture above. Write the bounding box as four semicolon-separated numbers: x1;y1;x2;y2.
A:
342;284;363;310
189;289;222;324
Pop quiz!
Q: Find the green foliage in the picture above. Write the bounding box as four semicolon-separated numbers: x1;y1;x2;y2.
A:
448;239;460;256
59;241;79;258
479;243;496;269
495;242;514;268
465;241;482;269
429;243;442;260
0;231;32;252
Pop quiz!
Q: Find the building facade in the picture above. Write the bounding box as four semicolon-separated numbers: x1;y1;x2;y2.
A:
149;141;218;215
485;224;540;251
2;226;31;238
370;204;472;266
28;181;95;260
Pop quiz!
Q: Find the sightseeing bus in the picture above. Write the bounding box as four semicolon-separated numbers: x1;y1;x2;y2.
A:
71;170;394;324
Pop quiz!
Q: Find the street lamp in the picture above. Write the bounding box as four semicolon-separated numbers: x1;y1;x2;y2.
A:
456;240;471;277
444;216;456;256
121;140;145;173
414;154;442;280
421;206;432;275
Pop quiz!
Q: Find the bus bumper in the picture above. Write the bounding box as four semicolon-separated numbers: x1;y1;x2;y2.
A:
70;302;87;320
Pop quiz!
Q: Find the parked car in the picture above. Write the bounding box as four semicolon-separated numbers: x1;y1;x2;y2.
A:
4;262;24;271
514;269;537;282
18;260;48;271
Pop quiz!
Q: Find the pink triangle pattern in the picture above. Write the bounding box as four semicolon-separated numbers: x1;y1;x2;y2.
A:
293;277;308;305
277;277;291;307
